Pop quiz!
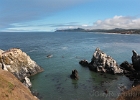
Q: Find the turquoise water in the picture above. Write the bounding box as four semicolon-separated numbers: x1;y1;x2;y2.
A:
0;32;140;100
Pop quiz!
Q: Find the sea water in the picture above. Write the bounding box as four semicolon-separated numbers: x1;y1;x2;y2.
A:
0;32;140;100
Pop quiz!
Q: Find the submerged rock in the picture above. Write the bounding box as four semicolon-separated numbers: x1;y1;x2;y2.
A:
70;69;79;80
0;48;43;80
79;48;123;74
46;54;53;58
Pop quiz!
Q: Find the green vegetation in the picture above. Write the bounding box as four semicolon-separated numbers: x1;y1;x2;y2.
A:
8;82;14;93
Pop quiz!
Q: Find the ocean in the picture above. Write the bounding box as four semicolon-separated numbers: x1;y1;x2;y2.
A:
0;32;140;100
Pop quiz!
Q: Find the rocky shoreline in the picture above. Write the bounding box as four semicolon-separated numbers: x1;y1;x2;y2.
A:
0;48;43;99
79;47;140;99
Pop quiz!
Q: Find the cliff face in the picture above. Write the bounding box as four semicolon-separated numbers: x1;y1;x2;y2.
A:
0;48;43;80
0;68;38;100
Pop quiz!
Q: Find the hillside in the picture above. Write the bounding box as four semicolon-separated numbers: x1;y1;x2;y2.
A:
0;68;38;100
117;85;140;100
56;28;140;34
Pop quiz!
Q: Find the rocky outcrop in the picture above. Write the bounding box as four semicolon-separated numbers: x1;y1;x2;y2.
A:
70;69;79;80
0;48;43;80
120;61;134;73
120;50;140;87
79;60;89;67
79;48;123;74
132;50;140;70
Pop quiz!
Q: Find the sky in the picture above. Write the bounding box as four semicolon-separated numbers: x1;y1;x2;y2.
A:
0;0;140;32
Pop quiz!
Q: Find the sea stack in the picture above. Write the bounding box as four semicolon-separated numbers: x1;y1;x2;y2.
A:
132;50;140;70
79;47;123;74
0;48;43;80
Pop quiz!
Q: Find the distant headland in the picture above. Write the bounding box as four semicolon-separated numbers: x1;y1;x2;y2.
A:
56;28;140;34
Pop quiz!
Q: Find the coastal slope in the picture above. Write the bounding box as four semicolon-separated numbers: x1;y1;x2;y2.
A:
117;85;140;100
0;68;38;100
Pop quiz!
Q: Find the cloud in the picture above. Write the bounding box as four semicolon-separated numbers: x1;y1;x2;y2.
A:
55;16;140;31
6;15;140;32
0;0;91;30
92;15;140;29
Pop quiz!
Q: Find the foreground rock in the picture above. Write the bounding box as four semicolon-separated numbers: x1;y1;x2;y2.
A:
0;69;38;100
0;48;43;80
79;48;123;74
70;69;79;80
132;50;140;70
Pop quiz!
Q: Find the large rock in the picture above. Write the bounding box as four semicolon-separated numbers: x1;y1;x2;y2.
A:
0;48;43;80
89;48;123;74
132;50;140;70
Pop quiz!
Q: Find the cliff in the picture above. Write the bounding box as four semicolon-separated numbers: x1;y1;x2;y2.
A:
0;48;43;80
0;68;38;100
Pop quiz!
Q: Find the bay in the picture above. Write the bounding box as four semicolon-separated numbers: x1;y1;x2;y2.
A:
0;32;140;100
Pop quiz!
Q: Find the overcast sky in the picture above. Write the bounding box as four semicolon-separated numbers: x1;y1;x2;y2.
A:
0;0;140;32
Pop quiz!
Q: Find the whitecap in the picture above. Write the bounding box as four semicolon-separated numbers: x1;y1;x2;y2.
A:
61;47;68;50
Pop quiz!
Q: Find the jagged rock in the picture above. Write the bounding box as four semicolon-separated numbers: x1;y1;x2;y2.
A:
120;61;135;72
0;48;43;80
132;50;140;70
70;69;79;80
23;76;32;88
79;60;89;67
89;48;123;74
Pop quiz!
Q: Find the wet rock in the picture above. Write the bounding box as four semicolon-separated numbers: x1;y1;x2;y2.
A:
104;89;108;94
120;50;140;87
79;60;89;67
132;50;140;70
120;61;135;72
132;80;140;87
70;69;79;80
89;48;123;74
23;76;32;88
46;54;53;58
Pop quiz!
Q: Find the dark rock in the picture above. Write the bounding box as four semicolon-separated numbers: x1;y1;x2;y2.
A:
70;69;79;80
46;54;53;58
120;61;135;72
132;50;140;70
132;80;140;87
79;60;89;67
104;89;108;94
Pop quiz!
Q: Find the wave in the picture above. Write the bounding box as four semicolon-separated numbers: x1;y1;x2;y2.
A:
61;47;68;50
